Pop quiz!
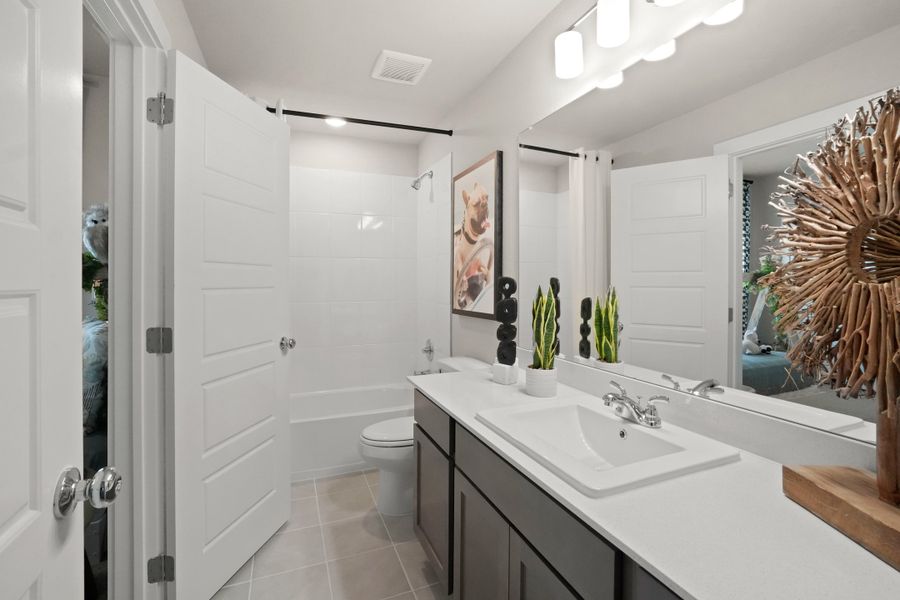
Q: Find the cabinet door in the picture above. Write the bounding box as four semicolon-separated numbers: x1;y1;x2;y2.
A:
509;530;579;600
454;469;510;600
621;559;683;600
415;425;451;593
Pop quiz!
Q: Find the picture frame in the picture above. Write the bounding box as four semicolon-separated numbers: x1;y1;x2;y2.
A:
451;150;503;320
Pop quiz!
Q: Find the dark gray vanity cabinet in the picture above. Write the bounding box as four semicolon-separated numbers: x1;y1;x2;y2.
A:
414;425;451;594
453;470;510;599
509;530;579;600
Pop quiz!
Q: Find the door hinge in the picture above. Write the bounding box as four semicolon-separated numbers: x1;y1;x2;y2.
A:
728;179;735;201
146;327;173;354
728;307;734;323
147;554;175;583
147;92;174;126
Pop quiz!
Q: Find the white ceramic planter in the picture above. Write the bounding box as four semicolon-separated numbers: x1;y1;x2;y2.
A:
525;367;557;398
492;360;519;385
595;360;624;374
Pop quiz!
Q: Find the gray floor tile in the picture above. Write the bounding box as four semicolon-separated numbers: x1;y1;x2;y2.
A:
224;558;253;587
329;546;411;600
381;514;415;544
318;487;376;524
322;511;392;560
413;584;448;600
291;480;316;500
250;563;331;600
395;541;438;590
282;497;319;531
213;582;250;600
253;527;326;578
316;472;369;495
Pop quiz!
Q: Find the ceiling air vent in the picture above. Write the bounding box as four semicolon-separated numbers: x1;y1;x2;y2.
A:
371;50;432;85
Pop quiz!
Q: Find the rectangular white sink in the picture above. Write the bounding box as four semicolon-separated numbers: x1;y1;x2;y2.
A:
476;401;740;497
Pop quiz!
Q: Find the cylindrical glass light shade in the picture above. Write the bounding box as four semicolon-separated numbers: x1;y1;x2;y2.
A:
554;30;584;79
596;0;630;48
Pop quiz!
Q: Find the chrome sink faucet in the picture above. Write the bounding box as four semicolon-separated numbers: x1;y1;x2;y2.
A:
602;381;669;429
688;378;724;398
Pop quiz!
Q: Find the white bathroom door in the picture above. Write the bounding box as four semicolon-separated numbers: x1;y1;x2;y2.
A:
610;156;730;383
0;0;84;598
164;51;291;599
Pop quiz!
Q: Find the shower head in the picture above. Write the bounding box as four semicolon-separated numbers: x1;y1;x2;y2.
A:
411;170;434;190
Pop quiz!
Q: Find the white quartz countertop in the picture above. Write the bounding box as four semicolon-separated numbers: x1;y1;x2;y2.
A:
408;369;900;600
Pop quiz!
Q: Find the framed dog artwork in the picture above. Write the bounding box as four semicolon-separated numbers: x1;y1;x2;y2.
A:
451;150;503;319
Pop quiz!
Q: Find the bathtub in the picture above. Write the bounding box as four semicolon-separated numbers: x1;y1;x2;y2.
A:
290;384;414;481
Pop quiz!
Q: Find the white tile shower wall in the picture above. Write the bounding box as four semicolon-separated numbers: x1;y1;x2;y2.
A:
415;154;453;372
290;167;418;393
518;188;560;306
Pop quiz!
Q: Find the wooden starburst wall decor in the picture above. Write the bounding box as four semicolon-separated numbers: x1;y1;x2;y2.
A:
765;89;900;507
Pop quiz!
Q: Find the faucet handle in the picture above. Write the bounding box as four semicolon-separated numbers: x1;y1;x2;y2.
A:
647;395;670;406
661;374;681;390
610;380;627;397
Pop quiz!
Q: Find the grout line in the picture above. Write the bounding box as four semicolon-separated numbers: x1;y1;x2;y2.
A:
245;556;254;600
367;484;416;596
314;487;336;600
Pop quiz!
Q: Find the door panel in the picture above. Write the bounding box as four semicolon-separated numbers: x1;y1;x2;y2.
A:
509;530;578;600
453;470;509;600
165;51;290;599
611;156;730;383
0;0;83;597
414;426;450;593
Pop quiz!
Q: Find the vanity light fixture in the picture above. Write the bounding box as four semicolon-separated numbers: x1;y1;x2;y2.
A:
642;39;676;61
596;71;624;89
554;30;584;79
597;0;631;48
324;117;347;128
703;0;744;26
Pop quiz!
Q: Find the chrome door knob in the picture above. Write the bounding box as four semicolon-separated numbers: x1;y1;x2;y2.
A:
280;336;296;352
53;466;124;518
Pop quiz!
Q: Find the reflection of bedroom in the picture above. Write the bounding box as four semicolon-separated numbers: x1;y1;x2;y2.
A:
739;141;876;422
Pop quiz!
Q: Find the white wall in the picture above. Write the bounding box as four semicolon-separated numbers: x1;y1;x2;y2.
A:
82;79;109;209
608;25;900;168
290;131;418;175
151;0;207;66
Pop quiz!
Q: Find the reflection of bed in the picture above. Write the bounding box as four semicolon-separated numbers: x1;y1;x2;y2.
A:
741;351;818;395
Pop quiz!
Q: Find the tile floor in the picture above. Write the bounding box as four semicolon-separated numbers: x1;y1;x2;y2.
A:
213;470;448;600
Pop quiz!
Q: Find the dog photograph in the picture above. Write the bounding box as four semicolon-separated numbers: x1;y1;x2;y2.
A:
452;151;502;319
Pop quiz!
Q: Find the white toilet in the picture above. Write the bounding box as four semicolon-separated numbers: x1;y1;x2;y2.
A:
359;416;416;516
360;357;490;516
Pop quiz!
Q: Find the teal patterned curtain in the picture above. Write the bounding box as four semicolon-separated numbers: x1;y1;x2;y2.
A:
741;180;752;332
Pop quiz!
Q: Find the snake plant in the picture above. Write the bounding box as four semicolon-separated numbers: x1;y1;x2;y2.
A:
531;285;559;370
594;287;619;363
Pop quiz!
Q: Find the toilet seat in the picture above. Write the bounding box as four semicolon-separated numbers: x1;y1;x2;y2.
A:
360;416;414;448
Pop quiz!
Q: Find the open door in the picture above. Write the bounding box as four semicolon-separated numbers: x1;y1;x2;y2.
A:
0;0;84;597
611;156;730;383
163;52;291;599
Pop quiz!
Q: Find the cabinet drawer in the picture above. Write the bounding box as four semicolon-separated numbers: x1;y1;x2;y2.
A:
456;426;617;600
414;390;452;455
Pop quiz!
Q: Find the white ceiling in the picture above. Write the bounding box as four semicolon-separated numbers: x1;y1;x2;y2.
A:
182;0;562;142
522;0;900;150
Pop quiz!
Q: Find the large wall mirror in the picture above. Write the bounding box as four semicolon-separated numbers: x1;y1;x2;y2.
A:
515;22;894;447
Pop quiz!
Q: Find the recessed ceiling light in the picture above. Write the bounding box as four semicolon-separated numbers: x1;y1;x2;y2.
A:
324;117;347;128
554;30;584;79
597;71;624;89
643;39;676;62
703;0;744;26
597;0;630;48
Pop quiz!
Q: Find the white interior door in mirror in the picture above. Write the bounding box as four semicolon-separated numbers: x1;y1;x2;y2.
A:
164;51;291;599
611;156;730;383
0;0;83;597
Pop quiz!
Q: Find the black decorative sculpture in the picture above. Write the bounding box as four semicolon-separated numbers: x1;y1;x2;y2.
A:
549;278;561;355
579;297;592;359
495;277;518;366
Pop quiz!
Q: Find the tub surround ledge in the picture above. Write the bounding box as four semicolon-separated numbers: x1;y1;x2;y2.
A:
408;369;900;600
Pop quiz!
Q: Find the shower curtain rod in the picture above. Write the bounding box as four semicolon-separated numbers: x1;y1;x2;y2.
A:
519;143;582;159
266;106;453;137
